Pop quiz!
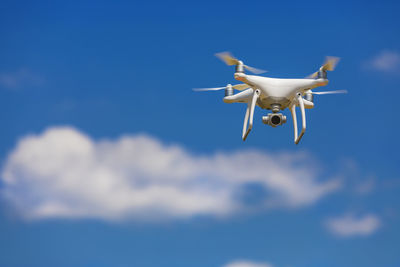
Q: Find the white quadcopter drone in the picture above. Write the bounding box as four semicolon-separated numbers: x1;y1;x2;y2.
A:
194;52;347;144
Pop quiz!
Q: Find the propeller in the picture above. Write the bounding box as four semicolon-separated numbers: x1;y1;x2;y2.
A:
311;90;348;95
193;84;251;92
215;52;267;74
307;56;340;78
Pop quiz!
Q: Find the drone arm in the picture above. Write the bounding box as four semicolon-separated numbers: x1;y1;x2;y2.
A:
290;94;307;145
223;88;253;103
242;89;260;141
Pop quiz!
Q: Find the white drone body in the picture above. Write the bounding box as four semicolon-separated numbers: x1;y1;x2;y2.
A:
194;52;347;144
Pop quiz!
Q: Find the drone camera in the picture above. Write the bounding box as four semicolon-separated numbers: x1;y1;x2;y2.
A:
262;113;287;127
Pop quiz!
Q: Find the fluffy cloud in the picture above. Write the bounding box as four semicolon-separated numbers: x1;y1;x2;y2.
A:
325;213;381;237
223;260;273;267
1;126;340;221
366;50;400;73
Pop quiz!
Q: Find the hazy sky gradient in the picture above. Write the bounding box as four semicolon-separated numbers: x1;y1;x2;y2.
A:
1;1;399;266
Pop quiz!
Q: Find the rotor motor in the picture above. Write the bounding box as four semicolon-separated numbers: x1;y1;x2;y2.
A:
262;113;287;127
304;91;314;102
225;84;234;96
235;61;245;73
317;69;327;79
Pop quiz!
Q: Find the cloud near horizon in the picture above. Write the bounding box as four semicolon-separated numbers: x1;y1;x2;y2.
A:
223;259;273;267
1;126;341;221
325;213;381;237
366;50;400;73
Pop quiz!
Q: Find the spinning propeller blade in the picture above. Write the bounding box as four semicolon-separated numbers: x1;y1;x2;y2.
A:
307;56;341;78
311;90;348;95
193;84;251;92
215;51;267;74
232;84;252;90
215;52;239;66
193;86;226;91
243;65;267;74
306;72;319;79
322;56;340;71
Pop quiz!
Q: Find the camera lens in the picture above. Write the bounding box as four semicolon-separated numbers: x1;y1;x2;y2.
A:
271;115;281;125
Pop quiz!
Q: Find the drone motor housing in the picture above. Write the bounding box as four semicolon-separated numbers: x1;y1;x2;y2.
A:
304;91;314;102
317;69;327;79
262;113;287;127
225;87;234;96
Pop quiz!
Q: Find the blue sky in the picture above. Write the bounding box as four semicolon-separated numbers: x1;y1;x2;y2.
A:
0;1;400;266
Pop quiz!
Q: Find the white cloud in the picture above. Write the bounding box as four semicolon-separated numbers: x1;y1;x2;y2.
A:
325;213;381;237
223;260;273;267
366;50;400;73
0;68;44;89
1;126;340;221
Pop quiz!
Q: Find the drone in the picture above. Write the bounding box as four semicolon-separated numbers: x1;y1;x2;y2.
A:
194;52;347;144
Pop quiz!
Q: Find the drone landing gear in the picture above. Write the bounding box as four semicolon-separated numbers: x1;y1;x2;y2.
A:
242;89;260;141
290;93;307;145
